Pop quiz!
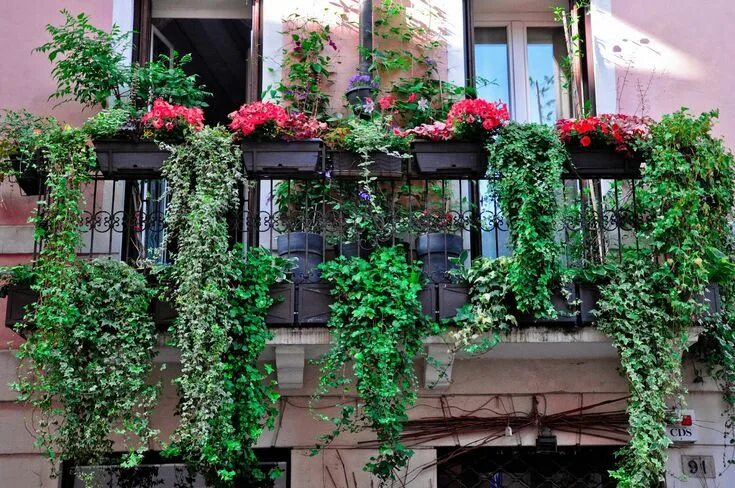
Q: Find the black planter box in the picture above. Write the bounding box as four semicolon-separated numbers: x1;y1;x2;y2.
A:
420;284;469;320
94;140;170;179
241;139;323;176
516;282;599;326
412;140;486;178
10;157;44;196
564;148;641;179
266;282;332;326
3;285;38;328
329;151;403;178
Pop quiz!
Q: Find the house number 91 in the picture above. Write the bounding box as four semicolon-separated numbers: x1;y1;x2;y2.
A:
681;455;716;479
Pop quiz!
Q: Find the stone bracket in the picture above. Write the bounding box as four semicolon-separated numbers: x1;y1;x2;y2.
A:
275;345;306;390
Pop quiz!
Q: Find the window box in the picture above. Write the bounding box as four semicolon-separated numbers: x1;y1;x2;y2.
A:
564;148;641;179
93;140;170;179
9;156;44;195
420;283;469;320
328;151;403;178
412;141;486;178
241;139;323;176
516;282;600;326
3;285;38;328
265;283;332;326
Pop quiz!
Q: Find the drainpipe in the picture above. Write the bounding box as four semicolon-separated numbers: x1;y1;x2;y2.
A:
359;0;373;74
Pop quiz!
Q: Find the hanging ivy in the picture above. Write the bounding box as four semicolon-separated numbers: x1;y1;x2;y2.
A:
162;126;286;485
486;122;567;317
316;246;438;484
12;126;159;479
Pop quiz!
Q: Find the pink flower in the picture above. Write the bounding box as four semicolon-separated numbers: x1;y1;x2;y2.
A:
378;95;395;110
407;93;418;103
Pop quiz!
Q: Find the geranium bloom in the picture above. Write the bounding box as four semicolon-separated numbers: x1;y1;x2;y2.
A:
141;99;205;136
402;121;453;141
228;101;289;138
556;114;652;154
407;93;418;103
280;112;327;140
378;95;395;110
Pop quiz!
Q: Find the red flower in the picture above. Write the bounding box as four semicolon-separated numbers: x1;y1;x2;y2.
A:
556;114;652;153
141;98;205;135
228;101;289;138
446;99;509;134
580;135;592;147
407;93;418;103
378;95;395;110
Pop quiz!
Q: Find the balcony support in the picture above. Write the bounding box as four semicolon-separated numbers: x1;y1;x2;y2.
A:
275;345;306;390
424;344;454;390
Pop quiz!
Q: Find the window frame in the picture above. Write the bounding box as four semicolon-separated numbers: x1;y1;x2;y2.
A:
473;16;568;122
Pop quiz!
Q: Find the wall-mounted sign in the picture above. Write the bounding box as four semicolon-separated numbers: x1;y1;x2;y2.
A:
681;455;716;479
666;409;698;443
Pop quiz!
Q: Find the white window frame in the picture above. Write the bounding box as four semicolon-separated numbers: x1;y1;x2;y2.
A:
474;13;565;122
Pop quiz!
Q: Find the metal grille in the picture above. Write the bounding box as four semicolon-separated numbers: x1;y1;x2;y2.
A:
437;447;618;488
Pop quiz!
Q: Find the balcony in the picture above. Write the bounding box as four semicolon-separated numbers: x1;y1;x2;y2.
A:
5;145;652;331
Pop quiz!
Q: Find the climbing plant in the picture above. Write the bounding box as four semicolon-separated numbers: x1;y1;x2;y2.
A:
11;125;159;480
316;246;438;484
486;122;567;317
162;126;286;486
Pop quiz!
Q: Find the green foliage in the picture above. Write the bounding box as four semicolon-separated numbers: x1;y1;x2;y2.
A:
269;13;335;116
35;10;130;108
163;127;284;485
594;256;681;488
0;110;58;179
317;246;438;484
82;108;134;139
132;52;212;109
12;125;158;477
451;256;516;354
487;122;567;317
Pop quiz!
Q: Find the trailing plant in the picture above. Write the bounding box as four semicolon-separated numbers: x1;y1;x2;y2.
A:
316;246;439;484
0;110;58;180
162;126;284;485
451;256;516;354
11;125;159;481
487;122;567;317
594;109;735;487
594;255;681;488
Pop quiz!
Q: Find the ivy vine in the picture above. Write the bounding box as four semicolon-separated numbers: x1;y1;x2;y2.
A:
12;126;159;479
317;246;438;484
486;122;567;317
162;126;285;485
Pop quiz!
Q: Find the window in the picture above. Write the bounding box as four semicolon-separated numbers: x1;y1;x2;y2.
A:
144;0;255;124
472;2;572;257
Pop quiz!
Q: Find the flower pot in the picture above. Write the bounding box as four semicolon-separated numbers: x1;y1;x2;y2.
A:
276;232;324;283
10;156;44;195
412;140;486;178
336;239;408;259
3;285;38;328
241;139;323;176
345;86;373;106
94;139;170;179
564;147;641;179
416;233;464;283
329;151;403;178
421;283;469;320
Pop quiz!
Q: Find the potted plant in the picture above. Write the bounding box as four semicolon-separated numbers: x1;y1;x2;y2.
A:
88;100;204;178
0;265;38;329
0;110;57;195
326;107;411;178
557;114;651;178
230;101;326;176
406;98;509;177
345;73;378;107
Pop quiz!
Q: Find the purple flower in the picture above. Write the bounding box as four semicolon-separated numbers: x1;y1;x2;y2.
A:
423;56;436;66
362;98;375;114
348;73;379;90
327;36;338;51
358;190;371;201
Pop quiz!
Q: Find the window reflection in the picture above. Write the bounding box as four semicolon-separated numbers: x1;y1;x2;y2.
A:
527;27;570;124
474;27;511;115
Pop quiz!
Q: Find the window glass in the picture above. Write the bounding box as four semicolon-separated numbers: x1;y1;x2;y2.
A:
526;27;570;124
474;27;511;114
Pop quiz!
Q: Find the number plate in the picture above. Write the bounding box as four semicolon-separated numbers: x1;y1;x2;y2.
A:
681;455;716;479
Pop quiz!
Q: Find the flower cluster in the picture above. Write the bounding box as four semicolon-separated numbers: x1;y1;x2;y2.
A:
141;99;204;138
280;112;327;140
228;101;289;140
557;114;651;154
446;99;510;134
401;120;452;141
347;73;379;91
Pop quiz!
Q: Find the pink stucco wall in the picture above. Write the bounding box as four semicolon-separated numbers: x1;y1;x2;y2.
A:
606;0;735;144
0;0;113;123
